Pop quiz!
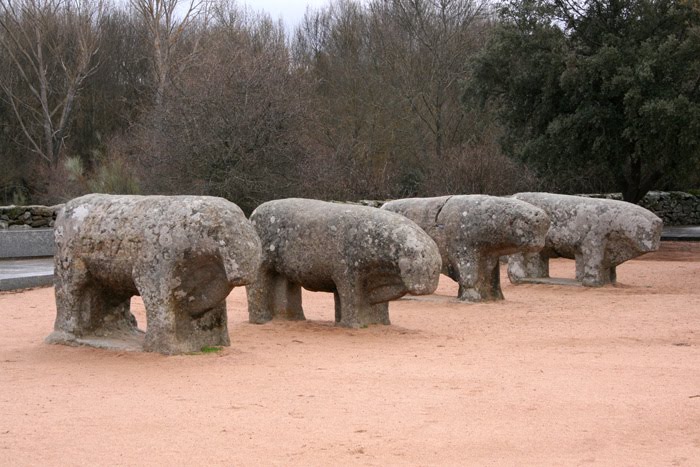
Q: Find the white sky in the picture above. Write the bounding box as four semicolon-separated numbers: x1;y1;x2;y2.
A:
242;0;331;30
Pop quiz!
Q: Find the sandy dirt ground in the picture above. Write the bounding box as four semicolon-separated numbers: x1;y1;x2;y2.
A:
1;241;699;466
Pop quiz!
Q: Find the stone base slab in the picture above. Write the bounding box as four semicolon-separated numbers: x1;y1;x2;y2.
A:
45;330;146;352
514;277;584;287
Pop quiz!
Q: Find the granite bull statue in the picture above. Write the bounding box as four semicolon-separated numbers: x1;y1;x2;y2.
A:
507;192;662;287
246;198;441;328
46;194;262;354
382;195;550;301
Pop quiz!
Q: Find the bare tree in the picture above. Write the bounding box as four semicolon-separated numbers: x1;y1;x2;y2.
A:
377;0;489;159
127;0;209;179
128;2;308;212
293;0;496;198
130;0;207;107
294;1;421;198
0;0;104;168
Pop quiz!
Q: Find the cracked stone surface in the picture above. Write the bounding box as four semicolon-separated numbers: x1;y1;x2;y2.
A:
508;192;663;287
46;194;262;354
246;198;441;328
382;195;550;301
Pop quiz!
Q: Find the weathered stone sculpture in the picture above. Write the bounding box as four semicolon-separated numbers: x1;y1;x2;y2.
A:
382;195;550;301
507;192;663;287
46;194;262;354
246;198;441;328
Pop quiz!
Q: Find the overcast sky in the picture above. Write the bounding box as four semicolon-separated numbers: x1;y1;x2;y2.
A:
242;0;331;30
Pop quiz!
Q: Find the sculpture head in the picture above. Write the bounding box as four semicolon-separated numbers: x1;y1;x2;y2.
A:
607;208;662;265
362;217;442;304
168;202;262;315
502;198;551;252
180;198;262;289
396;226;442;295
459;196;550;255
216;215;263;287
633;211;663;253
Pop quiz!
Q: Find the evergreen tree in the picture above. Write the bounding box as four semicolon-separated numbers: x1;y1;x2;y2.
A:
468;0;700;202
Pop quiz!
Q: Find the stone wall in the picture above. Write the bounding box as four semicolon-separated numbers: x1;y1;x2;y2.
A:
0;205;63;230
582;191;700;226
0;229;56;258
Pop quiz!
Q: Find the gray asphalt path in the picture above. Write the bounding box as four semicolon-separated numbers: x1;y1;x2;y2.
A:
0;257;54;291
660;225;700;241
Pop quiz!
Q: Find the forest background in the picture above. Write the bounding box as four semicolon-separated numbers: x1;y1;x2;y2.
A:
1;0;699;214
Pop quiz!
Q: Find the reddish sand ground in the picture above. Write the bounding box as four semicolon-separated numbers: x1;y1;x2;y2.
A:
1;242;699;465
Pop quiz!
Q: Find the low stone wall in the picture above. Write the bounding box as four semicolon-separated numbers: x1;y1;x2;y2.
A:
0;204;62;230
0;229;55;258
583;191;700;226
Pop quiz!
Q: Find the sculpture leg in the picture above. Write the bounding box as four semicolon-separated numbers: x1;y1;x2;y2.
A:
456;254;504;302
135;268;229;354
140;291;230;354
487;256;505;300
51;262;90;339
181;300;230;349
507;251;549;283
334;291;342;324
49;262;138;344
81;289;137;336
334;283;390;328
576;242;613;287
275;279;305;321
454;256;480;302
247;268;305;323
247;268;277;324
137;274;180;353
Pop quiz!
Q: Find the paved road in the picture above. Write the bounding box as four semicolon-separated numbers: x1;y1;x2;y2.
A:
0;257;54;291
660;225;700;241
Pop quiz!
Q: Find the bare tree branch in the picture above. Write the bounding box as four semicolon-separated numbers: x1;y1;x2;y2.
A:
0;0;104;167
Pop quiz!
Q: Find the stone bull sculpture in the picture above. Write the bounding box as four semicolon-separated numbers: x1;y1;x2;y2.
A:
246;198;441;328
507;193;663;287
382;195;550;301
46;194;262;355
